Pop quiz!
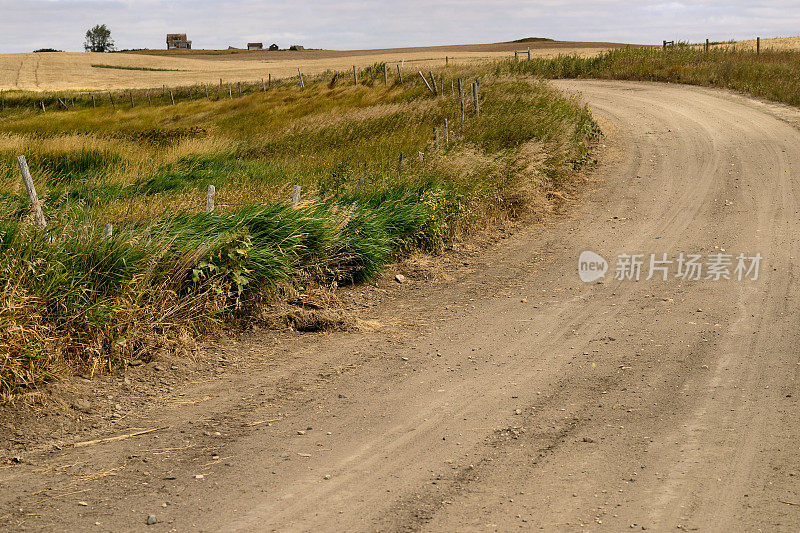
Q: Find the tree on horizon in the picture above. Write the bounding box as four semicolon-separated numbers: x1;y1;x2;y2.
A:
84;24;115;53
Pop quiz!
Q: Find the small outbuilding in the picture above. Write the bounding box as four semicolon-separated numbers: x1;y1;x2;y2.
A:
247;43;263;51
269;43;279;51
289;44;304;51
166;34;192;50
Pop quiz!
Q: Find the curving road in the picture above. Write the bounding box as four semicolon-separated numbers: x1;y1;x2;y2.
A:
2;80;799;532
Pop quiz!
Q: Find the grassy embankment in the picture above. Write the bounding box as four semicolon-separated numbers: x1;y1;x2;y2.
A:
501;44;800;107
0;64;600;397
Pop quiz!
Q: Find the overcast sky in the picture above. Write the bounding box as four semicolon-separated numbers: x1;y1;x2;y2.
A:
1;1;799;53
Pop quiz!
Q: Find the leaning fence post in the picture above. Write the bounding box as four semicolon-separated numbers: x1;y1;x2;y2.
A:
17;156;46;228
228;83;233;99
397;64;403;84
298;68;305;88
103;223;113;239
206;184;216;213
444;118;449;145
292;185;301;206
40;101;46;113
428;71;438;95
384;63;388;85
419;71;434;93
460;98;465;127
169;89;175;105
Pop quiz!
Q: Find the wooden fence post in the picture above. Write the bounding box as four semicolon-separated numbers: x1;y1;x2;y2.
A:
384;63;388;85
91;93;96;108
460;98;465;127
109;93;115;110
228;83;233;99
40;101;46;113
757;37;761;55
147;90;152;105
129;91;135;108
429;71;438;95
237;82;242;97
705;38;709;52
169;89;175;105
444;118;449;145
527;47;531;60
298;68;304;88
292;185;301;206
262;78;266;92
419;71;434;93
206;184;216;213
458;77;463;99
268;73;271;87
663;40;667;51
103;223;113;239
353;65;358;85
17;155;46;227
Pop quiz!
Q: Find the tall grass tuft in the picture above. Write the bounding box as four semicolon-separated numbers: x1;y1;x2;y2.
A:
0;65;600;397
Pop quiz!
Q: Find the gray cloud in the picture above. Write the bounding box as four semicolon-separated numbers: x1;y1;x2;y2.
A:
0;0;798;53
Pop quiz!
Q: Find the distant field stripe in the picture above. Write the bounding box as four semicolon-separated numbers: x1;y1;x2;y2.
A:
91;64;185;72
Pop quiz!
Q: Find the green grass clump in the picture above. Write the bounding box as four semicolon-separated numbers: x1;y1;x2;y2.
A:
0;64;599;397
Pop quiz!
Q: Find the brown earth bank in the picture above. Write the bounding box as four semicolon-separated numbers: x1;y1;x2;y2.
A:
2;80;800;532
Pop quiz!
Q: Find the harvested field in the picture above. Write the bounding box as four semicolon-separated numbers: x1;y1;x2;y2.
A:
0;40;630;91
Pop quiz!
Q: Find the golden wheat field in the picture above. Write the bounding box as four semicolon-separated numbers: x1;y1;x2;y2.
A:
0;41;623;91
695;35;800;51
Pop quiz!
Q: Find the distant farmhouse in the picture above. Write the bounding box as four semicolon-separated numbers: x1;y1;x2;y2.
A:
247;42;263;51
166;34;192;50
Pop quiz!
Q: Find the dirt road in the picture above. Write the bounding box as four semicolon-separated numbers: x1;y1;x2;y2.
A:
2;80;800;531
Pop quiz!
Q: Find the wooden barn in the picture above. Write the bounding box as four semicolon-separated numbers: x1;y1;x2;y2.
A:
166;34;192;50
247;43;263;51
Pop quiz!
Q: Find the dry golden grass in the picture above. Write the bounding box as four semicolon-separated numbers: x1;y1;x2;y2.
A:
700;35;800;51
0;43;618;92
